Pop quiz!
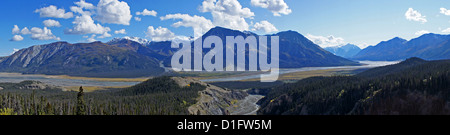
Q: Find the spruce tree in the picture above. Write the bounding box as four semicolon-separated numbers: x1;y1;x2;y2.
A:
76;86;86;115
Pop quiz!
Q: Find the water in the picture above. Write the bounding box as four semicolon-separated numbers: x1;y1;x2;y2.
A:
0;73;140;87
0;61;399;87
201;61;400;82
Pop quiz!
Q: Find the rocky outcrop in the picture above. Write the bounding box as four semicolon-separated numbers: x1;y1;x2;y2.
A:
171;77;248;115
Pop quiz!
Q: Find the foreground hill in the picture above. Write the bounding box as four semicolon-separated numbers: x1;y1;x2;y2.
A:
0;41;164;78
258;57;450;115
353;33;450;61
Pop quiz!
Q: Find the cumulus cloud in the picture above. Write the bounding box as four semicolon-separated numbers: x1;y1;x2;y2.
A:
23;27;61;40
136;9;157;16
305;34;346;48
11;48;20;55
84;34;97;42
12;25;20;34
10;35;24;41
251;0;292;16
95;0;132;25
252;20;278;33
35;5;74;19
134;17;142;21
114;29;126;34
21;27;31;35
405;8;427;23
199;0;254;31
146;26;176;42
98;32;112;38
11;25;59;41
161;13;214;38
415;30;430;36
75;0;95;9
65;14;111;35
440;8;450;16
43;19;62;27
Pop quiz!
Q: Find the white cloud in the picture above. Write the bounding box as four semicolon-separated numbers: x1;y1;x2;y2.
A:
35;5;74;19
415;30;430;36
136;9;157;16
75;0;95;9
252;20;278;33
11;48;20;55
405;8;427;23
305;34;346;48
114;29;126;34
43;19;62;27
251;0;292;16
442;28;450;33
65;14;111;35
199;0;254;31
146;26;176;42
161;13;214;38
98;32;111;38
134;17;142;21
440;8;450;16
84;34;97;42
21;27;31;35
95;0;132;25
27;27;61;40
12;25;20;34
10;35;24;41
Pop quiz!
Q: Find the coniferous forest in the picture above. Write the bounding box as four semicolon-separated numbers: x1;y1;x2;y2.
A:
0;76;205;115
258;58;450;115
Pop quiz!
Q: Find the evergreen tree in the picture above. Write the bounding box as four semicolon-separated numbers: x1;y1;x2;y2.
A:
76;86;86;115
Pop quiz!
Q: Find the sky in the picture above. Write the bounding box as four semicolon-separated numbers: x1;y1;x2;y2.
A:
1;0;450;56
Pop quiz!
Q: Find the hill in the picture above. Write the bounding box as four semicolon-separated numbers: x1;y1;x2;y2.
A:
258;57;450;115
0;41;164;78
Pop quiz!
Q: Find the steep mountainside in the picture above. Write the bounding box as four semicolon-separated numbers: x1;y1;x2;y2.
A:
258;57;450;115
353;34;450;61
0;41;164;78
324;44;362;58
170;27;360;68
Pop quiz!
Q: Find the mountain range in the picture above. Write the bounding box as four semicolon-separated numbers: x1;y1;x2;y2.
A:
353;33;450;61
0;27;362;77
324;44;362;58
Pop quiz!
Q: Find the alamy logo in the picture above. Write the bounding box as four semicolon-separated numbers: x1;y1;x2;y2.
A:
170;35;279;82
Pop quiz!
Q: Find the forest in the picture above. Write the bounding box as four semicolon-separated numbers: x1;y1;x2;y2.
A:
257;58;450;115
0;76;205;115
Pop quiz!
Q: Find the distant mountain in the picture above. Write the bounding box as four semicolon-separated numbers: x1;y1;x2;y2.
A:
324;44;362;58
353;33;450;61
181;26;360;68
0;41;164;78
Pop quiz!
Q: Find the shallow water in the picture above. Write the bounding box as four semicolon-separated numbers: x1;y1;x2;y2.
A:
201;61;400;82
0;61;399;87
0;73;140;87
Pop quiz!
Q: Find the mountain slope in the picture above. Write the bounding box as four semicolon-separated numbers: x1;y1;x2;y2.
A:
173;27;360;68
353;34;450;61
258;58;450;115
324;44;362;58
0;41;164;78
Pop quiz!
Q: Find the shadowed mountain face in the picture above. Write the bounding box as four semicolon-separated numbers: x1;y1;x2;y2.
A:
170;27;360;68
353;34;450;61
0;41;164;78
324;44;362;58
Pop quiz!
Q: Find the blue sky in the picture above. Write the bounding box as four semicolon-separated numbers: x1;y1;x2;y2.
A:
1;0;450;56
